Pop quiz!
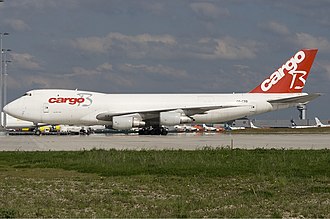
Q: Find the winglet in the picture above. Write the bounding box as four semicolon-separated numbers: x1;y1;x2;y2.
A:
250;49;318;93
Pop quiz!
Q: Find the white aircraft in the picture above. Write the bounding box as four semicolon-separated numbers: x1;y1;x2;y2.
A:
315;117;330;127
3;49;320;135
224;123;246;131
202;124;220;132
174;124;198;132
290;118;320;129
250;120;261;129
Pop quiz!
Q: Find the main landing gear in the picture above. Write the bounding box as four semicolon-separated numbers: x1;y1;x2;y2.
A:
138;126;168;135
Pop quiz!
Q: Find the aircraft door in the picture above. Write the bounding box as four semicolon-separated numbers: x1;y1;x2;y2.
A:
43;103;49;113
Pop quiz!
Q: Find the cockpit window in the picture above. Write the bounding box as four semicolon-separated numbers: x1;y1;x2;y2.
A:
23;92;32;96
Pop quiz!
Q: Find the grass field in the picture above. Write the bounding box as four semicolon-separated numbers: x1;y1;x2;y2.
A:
0;148;329;218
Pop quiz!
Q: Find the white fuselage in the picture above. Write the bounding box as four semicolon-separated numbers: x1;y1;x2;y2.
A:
3;89;305;128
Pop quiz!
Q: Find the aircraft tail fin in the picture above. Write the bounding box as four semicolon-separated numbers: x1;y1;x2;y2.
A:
250;49;318;93
250;120;259;129
290;119;297;127
315;117;324;127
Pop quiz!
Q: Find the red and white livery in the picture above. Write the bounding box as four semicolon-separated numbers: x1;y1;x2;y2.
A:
4;49;320;135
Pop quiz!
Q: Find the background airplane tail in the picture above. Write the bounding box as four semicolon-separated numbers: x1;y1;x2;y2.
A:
290;119;297;127
250;49;318;93
315;117;324;127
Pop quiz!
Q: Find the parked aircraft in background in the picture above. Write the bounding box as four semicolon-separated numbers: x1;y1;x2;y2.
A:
202;124;222;132
291;117;325;129
250;120;261;129
315;117;330;127
291;119;309;128
4;49;320;135
224;123;246;131
174;124;198;132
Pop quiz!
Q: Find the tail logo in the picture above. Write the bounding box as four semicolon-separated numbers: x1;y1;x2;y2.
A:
261;51;306;92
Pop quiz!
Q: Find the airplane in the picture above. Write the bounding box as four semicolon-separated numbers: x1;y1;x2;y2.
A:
224;123;246;131
202;124;222;132
3;48;320;135
290;118;319;129
174;124;198;132
315;117;330;127
250;120;261;129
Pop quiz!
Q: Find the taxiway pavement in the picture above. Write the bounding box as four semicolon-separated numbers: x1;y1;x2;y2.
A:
0;133;329;151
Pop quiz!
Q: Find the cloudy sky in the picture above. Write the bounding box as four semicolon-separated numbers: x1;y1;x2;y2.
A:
1;0;330;120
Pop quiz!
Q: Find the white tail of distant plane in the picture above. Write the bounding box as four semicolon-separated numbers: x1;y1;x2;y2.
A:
249;120;260;129
3;48;320;135
315;117;330;127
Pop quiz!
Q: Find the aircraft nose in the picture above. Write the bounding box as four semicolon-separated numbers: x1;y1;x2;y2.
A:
3;101;20;118
3;103;10;113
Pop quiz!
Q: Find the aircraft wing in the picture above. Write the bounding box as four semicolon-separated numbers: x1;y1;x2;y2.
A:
268;93;321;104
96;105;237;121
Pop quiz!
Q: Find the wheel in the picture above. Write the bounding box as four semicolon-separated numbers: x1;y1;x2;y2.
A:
161;127;168;136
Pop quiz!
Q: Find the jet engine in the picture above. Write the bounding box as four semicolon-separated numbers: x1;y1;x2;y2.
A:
112;116;145;130
160;112;193;126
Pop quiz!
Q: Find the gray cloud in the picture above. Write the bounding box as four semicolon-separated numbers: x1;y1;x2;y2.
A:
70;33;260;61
294;33;330;51
190;2;229;20
259;21;290;36
10;53;42;70
119;63;188;78
3;19;31;31
71;33;177;57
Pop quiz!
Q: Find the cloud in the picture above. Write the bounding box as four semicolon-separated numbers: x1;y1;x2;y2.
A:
71;32;260;61
119;63;188;78
71;36;109;53
259;21;290;36
71;32;177;56
10;53;42;70
96;62;113;72
294;33;330;50
190;2;229;20
3;19;31;31
318;62;330;79
5;0;76;10
192;37;260;60
61;62;113;78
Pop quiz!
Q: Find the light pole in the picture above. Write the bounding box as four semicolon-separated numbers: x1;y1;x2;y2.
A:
0;32;9;128
2;49;11;128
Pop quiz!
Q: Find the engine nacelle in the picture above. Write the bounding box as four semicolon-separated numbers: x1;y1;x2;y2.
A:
112;116;145;130
160;112;193;126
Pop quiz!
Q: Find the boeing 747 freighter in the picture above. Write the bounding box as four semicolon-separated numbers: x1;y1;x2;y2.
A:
3;49;320;135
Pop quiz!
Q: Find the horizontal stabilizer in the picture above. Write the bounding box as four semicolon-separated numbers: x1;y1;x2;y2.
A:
268;93;321;104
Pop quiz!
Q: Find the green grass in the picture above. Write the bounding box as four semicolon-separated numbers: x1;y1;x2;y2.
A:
0;148;329;218
0;148;329;178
